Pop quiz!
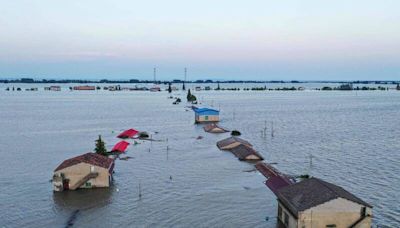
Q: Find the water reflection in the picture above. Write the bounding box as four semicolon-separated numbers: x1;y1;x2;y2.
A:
53;187;114;211
53;187;114;227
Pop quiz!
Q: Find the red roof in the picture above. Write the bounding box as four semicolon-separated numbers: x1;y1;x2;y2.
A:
255;162;280;178
111;141;130;153
266;175;292;195
54;153;114;172
117;129;139;139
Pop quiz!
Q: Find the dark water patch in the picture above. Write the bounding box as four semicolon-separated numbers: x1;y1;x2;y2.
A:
65;210;79;227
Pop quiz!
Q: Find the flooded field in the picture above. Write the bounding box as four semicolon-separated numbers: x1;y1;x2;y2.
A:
0;84;399;227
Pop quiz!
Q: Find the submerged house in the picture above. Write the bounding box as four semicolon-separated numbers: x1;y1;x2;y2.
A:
275;177;372;228
73;85;96;90
229;144;264;161
53;153;114;192
193;107;219;123
44;86;61;91
111;141;130;153
255;162;295;194
217;137;262;161
117;129;139;139
216;136;252;150
203;123;229;133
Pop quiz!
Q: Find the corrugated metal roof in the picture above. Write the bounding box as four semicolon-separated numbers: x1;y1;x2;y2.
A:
193;107;219;115
117;129;138;139
111;141;130;153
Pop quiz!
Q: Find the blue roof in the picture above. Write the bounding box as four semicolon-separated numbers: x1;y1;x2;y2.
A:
193;107;219;115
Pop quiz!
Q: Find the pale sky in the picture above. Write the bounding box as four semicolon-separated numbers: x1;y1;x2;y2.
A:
0;0;399;80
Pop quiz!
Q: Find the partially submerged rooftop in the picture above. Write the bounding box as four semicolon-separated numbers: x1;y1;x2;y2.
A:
117;128;139;139
111;141;130;153
192;107;219;115
229;144;264;161
54;152;114;172
276;177;372;217
203;123;229;133
216;136;252;150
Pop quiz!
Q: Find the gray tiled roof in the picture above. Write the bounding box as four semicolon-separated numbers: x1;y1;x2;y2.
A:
276;177;372;217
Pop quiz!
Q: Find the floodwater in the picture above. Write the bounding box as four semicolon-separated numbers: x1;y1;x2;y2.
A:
0;83;399;227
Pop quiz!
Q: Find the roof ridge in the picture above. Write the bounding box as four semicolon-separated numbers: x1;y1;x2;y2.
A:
314;178;341;198
313;178;371;207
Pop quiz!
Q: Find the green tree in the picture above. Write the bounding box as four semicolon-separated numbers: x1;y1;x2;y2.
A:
168;83;172;93
186;89;197;102
187;89;192;101
95;135;108;156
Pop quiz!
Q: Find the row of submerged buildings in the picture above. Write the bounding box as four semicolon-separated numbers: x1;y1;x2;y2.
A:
51;105;221;192
53;103;374;227
195;106;373;228
51;106;221;192
52;128;138;192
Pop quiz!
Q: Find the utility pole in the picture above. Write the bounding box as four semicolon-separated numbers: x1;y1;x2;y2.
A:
184;67;187;82
139;182;142;199
307;154;315;176
271;121;275;137
153;67;156;83
166;145;169;160
183;68;187;91
263;120;267;138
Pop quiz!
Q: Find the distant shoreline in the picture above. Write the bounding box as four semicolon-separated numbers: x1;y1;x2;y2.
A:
1;78;399;85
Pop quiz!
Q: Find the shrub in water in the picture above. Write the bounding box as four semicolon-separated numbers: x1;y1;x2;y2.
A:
231;130;241;136
139;132;149;138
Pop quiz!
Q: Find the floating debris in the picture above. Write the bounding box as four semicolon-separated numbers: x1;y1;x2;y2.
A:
119;156;133;161
243;168;257;172
173;98;182;104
